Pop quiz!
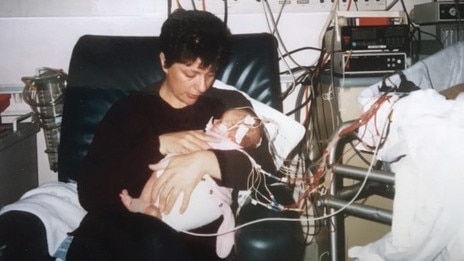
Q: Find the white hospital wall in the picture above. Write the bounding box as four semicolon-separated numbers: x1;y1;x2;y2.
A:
0;1;332;183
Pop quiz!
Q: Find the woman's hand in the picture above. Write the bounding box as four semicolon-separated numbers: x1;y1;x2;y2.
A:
141;150;220;215
159;130;219;155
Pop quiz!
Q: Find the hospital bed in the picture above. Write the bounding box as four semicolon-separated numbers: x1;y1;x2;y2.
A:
320;41;464;261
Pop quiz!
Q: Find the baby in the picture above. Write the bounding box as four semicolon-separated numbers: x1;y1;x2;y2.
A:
120;107;263;258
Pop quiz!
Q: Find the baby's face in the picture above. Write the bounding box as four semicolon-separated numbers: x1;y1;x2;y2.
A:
209;109;261;147
210;110;247;141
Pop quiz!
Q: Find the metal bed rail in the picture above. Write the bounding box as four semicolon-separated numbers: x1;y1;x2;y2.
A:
319;121;396;261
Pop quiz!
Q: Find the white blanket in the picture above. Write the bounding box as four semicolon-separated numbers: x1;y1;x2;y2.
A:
350;89;464;260
0;182;86;256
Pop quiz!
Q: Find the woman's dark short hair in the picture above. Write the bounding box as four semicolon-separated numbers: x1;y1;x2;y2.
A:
160;9;231;71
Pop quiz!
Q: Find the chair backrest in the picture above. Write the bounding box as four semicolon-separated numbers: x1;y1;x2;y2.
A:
57;33;282;182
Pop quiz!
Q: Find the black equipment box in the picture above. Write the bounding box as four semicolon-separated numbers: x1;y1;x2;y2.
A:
333;51;407;75
340;25;410;52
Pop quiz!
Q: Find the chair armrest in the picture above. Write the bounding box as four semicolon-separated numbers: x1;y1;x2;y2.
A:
235;185;305;261
0;211;54;260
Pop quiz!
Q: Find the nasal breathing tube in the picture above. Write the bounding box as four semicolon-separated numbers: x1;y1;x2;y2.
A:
205;114;260;145
233;115;256;145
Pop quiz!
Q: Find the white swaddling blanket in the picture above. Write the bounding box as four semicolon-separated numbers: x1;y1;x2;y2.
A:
350;89;464;260
0;182;86;256
156;132;238;259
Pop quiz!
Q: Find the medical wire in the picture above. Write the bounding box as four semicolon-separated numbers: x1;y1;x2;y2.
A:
171;0;393;239
318;1;339;50
260;0;327;101
181;96;394;238
260;0;299;99
385;0;400;11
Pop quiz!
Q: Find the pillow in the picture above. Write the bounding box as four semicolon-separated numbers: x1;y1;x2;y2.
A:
213;80;306;167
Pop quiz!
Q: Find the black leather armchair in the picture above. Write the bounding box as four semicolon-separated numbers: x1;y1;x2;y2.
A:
0;33;305;260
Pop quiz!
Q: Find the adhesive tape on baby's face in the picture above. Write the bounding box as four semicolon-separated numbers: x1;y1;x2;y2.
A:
234;115;256;144
234;124;249;145
243;115;256;126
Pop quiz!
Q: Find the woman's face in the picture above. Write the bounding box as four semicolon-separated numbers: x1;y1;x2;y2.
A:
159;53;216;108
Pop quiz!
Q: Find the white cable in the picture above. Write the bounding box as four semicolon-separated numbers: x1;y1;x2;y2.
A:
318;0;339;49
321;84;338;130
180;102;394;238
386;0;401;11
261;0;320;99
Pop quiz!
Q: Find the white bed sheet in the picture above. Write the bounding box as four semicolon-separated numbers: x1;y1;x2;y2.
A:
349;41;464;261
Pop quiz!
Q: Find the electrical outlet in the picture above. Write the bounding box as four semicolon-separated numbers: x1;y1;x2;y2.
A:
172;0;387;14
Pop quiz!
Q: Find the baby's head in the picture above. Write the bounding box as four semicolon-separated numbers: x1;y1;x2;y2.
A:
208;107;263;148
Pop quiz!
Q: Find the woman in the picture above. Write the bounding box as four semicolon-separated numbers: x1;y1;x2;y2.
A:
67;9;276;261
